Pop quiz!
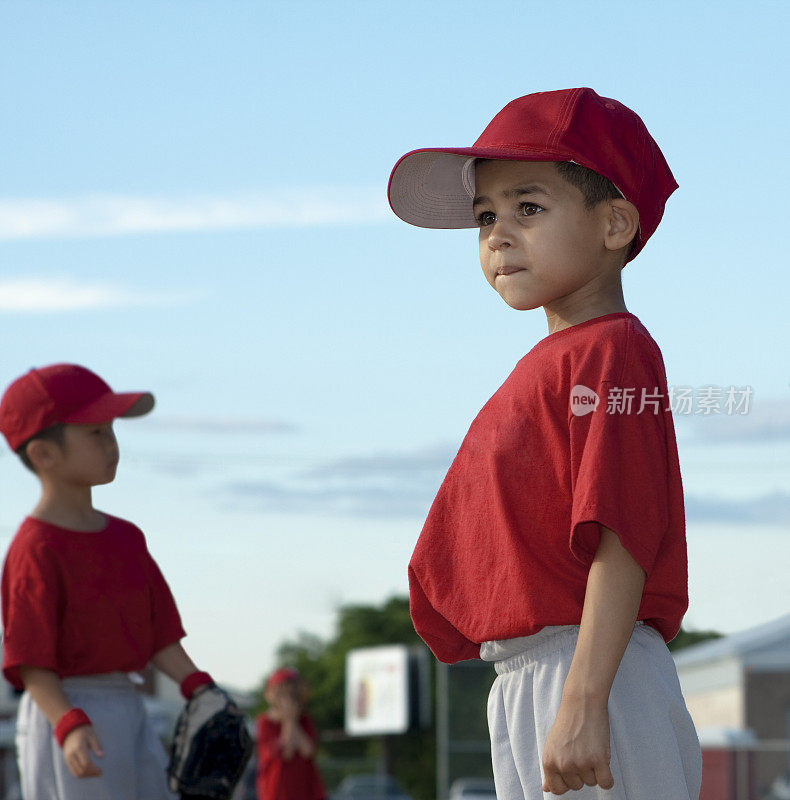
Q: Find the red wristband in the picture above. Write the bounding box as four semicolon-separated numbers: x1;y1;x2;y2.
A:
180;671;213;700
54;708;91;747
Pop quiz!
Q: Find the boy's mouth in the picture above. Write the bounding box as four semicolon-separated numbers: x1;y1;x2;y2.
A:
496;266;525;276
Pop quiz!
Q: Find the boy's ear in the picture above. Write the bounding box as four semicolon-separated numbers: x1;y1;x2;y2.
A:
604;199;639;253
25;439;59;472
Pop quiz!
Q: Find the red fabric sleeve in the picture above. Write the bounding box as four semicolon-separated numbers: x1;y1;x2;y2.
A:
255;715;281;765
569;366;670;578
1;538;61;689
144;550;186;654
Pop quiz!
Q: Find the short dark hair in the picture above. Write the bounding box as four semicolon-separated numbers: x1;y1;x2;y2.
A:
553;161;622;209
16;423;67;473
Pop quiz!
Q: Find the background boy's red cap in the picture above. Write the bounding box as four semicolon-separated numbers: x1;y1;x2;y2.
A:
0;363;154;451
266;667;300;689
387;87;677;262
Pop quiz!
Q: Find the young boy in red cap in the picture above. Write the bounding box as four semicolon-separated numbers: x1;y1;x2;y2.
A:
0;363;217;800
255;667;325;800
388;88;702;799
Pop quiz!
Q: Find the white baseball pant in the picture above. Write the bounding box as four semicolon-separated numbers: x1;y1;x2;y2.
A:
16;672;176;800
482;621;703;800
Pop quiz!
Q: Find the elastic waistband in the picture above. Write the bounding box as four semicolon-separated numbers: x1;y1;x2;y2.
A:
491;621;649;675
60;672;140;691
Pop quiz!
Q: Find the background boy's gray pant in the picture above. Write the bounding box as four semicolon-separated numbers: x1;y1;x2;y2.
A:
16;672;176;800
483;621;702;800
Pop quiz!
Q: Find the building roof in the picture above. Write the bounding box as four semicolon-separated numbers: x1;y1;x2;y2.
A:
674;613;790;670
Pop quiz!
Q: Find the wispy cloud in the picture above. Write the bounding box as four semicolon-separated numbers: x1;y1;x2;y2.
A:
299;444;455;480
0;277;203;313
0;188;391;241
222;443;455;519
685;490;790;524
223;479;437;519
690;398;790;443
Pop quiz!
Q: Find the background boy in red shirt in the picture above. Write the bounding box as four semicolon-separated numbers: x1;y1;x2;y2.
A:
388;88;703;798
0;363;216;799
255;668;325;800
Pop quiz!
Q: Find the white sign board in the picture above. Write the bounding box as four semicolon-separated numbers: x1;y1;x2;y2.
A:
345;644;409;736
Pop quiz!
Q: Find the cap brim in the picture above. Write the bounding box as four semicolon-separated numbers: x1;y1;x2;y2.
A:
63;391;155;425
387;146;560;229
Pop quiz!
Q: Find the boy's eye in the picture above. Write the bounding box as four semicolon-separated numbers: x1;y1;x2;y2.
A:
519;202;543;217
476;211;496;227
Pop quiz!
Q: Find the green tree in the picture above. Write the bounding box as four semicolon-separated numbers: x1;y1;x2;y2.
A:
668;625;723;652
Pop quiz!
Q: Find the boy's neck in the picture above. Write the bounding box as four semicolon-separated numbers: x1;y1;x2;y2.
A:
31;480;104;532
543;282;628;335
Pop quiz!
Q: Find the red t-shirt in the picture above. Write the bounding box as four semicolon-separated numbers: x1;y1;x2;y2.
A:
255;712;325;800
1;513;185;689
408;312;688;663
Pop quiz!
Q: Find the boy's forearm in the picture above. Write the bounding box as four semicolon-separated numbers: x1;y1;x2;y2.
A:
292;724;316;757
281;719;315;758
18;666;73;726
150;641;200;684
562;525;646;705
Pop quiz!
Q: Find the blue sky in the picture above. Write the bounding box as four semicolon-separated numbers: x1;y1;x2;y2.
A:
1;1;788;690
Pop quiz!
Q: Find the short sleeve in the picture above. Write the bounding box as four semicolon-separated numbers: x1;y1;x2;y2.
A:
144;551;186;654
1;540;61;689
568;361;671;578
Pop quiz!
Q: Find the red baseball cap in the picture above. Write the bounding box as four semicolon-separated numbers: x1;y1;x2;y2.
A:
266;668;300;690
0;363;154;451
387;87;677;262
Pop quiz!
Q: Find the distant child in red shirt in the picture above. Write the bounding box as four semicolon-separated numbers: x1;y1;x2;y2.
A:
0;363;217;800
255;668;325;800
388;89;703;799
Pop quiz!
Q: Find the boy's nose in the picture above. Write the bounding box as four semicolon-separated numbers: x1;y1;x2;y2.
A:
486;223;514;251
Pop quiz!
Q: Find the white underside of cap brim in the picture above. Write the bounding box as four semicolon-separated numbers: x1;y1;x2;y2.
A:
389;151;480;229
